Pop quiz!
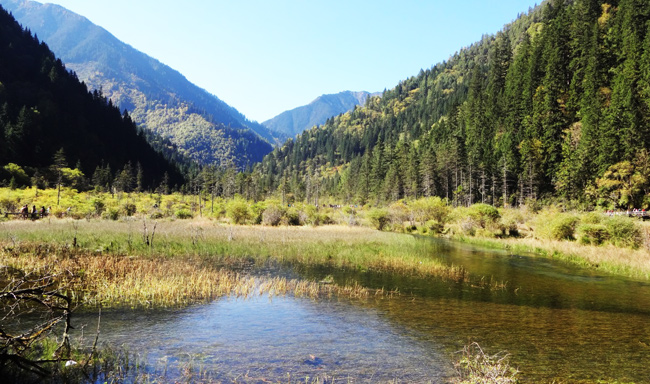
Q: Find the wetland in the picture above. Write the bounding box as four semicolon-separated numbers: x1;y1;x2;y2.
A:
2;220;650;383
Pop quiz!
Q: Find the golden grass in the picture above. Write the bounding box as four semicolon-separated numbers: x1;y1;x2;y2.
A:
458;235;650;280
1;221;420;307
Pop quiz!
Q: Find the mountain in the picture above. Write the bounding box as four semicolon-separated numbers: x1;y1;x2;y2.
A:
262;91;379;137
1;0;280;168
249;0;650;209
0;4;184;189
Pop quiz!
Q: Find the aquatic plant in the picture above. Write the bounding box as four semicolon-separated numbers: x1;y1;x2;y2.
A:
453;342;519;384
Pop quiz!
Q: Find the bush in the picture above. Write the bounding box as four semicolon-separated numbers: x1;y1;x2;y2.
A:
578;223;609;245
367;208;390;231
175;209;193;219
425;219;444;234
535;212;579;241
226;198;250;225
121;202;136;217
283;207;301;226
92;198;105;216
262;205;284;226
250;202;267;225
468;204;500;228
603;216;642;248
104;208;120;221
388;201;410;226
410;197;450;226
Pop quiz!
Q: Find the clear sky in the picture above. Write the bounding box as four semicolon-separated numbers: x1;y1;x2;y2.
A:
39;0;540;122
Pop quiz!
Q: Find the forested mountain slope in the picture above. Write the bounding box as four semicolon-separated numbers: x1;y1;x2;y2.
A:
251;0;650;209
0;5;184;189
1;0;279;167
262;91;378;137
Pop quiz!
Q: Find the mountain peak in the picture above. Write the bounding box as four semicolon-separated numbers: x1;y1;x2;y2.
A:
264;90;379;137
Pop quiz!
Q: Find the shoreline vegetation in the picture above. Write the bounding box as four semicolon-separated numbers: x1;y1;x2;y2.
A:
1;187;648;383
2;186;649;283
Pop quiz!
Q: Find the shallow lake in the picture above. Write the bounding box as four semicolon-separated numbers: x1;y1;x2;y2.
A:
74;236;650;383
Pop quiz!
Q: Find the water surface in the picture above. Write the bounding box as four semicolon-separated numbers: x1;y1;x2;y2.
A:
75;236;650;382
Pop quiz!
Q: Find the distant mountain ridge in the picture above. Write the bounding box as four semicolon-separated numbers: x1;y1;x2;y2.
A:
263;91;379;137
1;0;282;167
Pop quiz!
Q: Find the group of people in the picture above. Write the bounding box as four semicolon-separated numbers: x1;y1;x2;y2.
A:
18;204;50;219
605;208;647;216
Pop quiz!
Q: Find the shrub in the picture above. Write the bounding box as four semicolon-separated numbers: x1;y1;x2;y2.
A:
425;219;444;234
535;212;579;241
388;201;410;226
468;204;501;228
577;223;609;245
175;209;193;219
121;203;136;217
92;198;105;216
226;198;250;224
367;208;390;231
250;201;267;225
104;208;120;221
410;197;450;226
283;207;301;226
603;216;642;248
262;205;284;226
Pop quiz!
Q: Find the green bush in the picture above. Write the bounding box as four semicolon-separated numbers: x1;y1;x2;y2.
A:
425;219;444;234
468;204;500;228
388;201;410;226
603;216;642;248
121;202;136;216
283;207;301;226
175;209;193;219
226;198;250;224
367;208;390;230
577;223;609;245
535;212;579;241
410;197;450;226
104;208;120;221
92;198;105;216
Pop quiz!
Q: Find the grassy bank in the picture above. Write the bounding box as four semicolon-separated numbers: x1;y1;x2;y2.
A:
3;186;649;281
0;220;464;307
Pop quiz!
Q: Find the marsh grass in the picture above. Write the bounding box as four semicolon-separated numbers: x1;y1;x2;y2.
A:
457;235;650;280
2;221;452;306
453;342;519;384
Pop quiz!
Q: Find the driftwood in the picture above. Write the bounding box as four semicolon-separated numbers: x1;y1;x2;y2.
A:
0;267;74;378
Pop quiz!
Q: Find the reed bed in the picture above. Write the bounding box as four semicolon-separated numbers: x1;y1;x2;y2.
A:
0;219;468;281
0;241;392;307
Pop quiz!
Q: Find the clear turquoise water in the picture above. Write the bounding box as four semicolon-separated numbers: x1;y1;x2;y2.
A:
75;237;650;383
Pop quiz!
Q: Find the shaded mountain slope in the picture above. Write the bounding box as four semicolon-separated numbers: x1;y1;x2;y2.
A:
0;4;184;188
2;0;279;167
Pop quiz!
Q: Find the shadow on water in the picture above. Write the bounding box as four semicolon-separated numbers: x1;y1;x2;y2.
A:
73;236;650;383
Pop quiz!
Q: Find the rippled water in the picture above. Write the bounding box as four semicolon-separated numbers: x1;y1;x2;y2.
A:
74;237;650;383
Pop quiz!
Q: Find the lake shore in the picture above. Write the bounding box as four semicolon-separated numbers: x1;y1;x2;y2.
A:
449;230;650;281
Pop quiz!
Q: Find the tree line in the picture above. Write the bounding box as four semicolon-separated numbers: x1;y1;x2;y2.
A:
243;0;650;209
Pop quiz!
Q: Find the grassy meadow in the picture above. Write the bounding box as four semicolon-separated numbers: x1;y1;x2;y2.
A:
2;186;649;282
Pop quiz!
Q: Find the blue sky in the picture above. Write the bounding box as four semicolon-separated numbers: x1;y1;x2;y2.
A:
40;0;540;122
